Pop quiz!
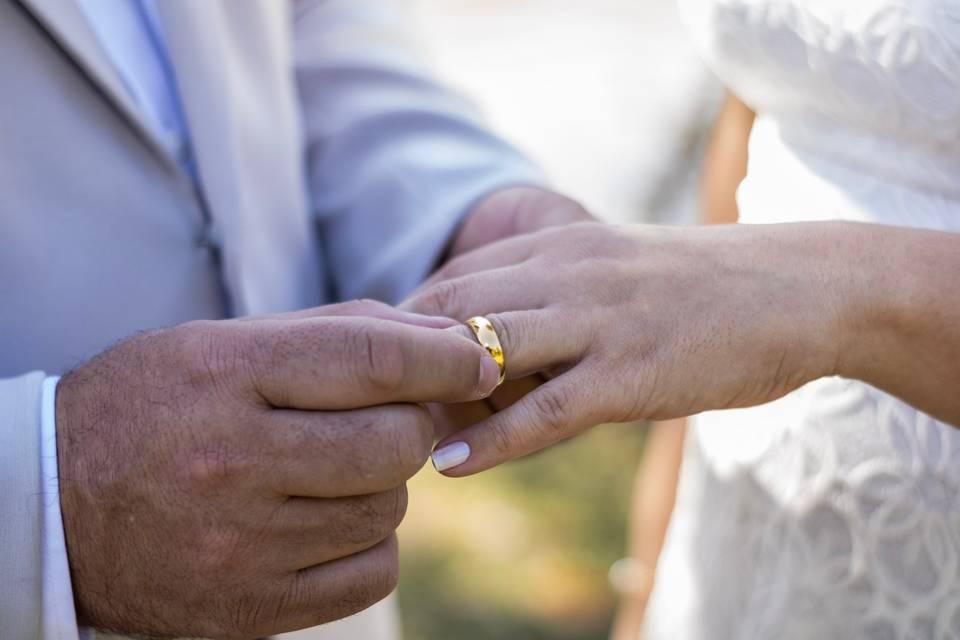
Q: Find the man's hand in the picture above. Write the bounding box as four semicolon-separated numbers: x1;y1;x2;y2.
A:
55;300;500;639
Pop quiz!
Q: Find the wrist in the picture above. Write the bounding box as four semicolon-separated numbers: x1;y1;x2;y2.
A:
810;221;942;391
793;222;881;383
749;222;856;385
830;223;943;385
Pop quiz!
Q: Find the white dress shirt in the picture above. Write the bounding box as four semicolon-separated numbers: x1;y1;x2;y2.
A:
40;376;80;640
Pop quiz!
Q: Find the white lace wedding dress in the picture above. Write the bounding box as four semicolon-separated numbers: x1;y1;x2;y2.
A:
643;1;960;638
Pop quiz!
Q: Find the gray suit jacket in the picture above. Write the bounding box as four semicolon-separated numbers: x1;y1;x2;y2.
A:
0;0;539;636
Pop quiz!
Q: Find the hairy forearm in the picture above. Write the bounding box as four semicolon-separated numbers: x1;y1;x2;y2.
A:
829;223;960;425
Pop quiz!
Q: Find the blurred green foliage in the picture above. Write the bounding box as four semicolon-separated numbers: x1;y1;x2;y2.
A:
399;422;647;640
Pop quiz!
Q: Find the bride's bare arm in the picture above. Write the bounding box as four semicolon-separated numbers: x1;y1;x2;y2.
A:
404;219;960;474
835;223;960;425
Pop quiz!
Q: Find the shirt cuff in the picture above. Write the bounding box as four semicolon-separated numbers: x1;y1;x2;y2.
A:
40;376;85;640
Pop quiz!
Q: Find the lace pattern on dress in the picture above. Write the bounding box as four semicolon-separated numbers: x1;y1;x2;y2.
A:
645;2;960;638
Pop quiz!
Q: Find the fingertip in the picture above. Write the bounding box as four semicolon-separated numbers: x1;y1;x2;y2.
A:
431;441;471;474
436;325;501;400
443;324;501;399
430;428;503;477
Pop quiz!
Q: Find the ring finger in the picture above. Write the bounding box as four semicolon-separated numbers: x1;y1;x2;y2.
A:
448;310;587;380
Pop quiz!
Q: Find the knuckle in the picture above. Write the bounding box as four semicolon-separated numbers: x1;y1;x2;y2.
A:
275;573;338;629
386;484;410;530
531;387;574;435
421;279;466;319
566;223;608;260
180;322;232;383
433;256;468;284
245;321;286;372
365;546;401;602
328;542;400;620
487;420;518;458
388;405;434;475
182;321;262;403
183;445;253;493
351;323;406;394
289;541;400;628
339;487;408;545
229;586;288;639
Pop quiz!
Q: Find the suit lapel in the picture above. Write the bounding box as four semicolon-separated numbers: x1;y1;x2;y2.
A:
18;0;263;313
15;0;181;172
20;0;314;315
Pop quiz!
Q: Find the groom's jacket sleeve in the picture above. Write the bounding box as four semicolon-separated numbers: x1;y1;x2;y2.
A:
293;0;546;303
0;372;46;639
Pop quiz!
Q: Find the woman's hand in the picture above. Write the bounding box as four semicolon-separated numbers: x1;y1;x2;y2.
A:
428;187;597;444
403;221;857;474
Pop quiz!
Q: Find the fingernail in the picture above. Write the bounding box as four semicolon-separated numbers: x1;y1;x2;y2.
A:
478;355;500;397
432;442;471;472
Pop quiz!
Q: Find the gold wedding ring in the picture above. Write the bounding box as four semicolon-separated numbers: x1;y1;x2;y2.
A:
465;316;506;386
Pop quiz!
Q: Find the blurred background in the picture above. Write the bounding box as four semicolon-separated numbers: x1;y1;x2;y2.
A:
396;1;720;639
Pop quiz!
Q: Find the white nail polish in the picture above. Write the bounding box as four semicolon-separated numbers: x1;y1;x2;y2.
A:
431;442;471;472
